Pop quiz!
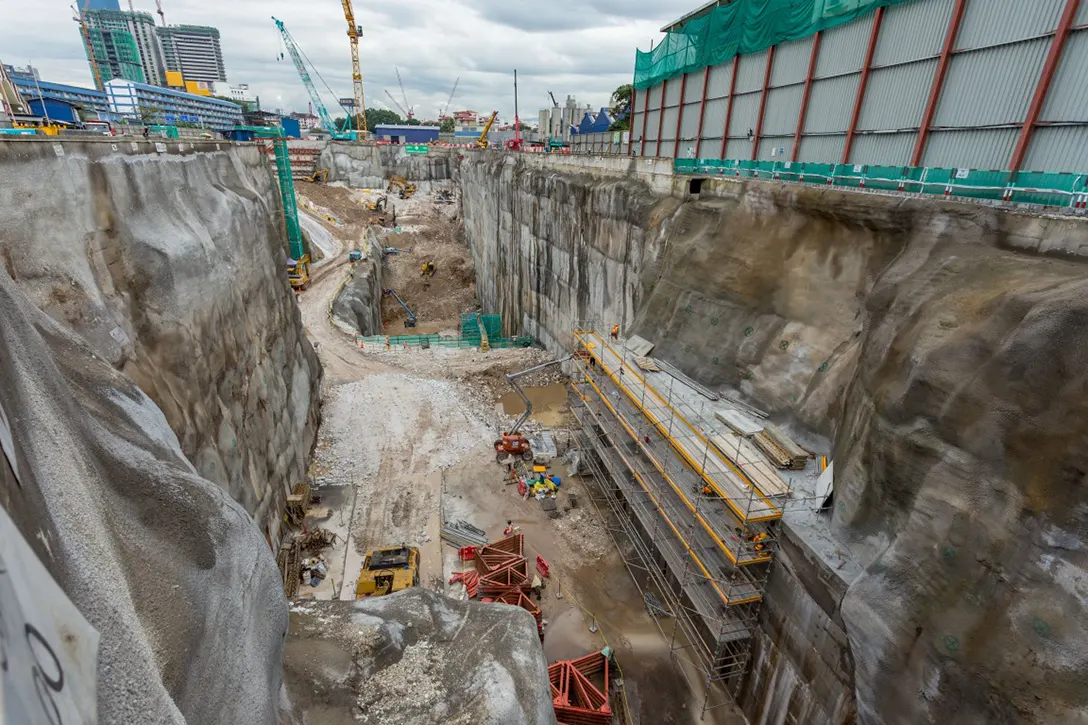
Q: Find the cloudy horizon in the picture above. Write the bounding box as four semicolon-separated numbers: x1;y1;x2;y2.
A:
3;0;696;124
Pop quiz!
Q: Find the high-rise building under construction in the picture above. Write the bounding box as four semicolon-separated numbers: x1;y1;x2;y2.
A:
157;25;226;84
82;8;166;87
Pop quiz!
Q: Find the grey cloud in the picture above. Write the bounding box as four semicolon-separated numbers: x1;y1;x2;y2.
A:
2;0;688;124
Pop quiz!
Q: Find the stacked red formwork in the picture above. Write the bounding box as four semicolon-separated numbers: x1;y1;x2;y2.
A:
474;533;532;597
548;652;611;725
493;589;543;638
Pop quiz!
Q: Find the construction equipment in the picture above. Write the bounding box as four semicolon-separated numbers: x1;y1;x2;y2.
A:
495;356;571;462
154;0;166;25
355;545;420;598
396;67;413;120
72;0;104;91
387;176;417;198
383;289;417;327
476;111;498;149
340;0;368;136
272;17;353;141
304;168;328;183
366;195;387;212
439;77;460;119
548;91;559;108
505;70;523;151
242;125;310;289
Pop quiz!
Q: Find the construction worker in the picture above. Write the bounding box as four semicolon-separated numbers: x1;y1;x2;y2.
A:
701;484;713;497
610;324;619;341
421;261;429;277
747;531;769;553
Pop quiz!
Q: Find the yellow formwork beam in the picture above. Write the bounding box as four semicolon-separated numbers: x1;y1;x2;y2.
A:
575;370;771;568
574;330;782;523
573;383;763;607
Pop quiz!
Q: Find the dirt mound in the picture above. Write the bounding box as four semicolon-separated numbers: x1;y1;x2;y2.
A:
381;218;478;332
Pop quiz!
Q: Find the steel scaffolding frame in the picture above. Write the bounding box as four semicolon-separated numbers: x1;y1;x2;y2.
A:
570;327;783;715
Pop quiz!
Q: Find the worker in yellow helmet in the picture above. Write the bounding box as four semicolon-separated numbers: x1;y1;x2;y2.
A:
610;324;619;341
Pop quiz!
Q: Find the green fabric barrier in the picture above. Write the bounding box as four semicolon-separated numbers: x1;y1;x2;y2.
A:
635;0;913;89
675;158;1088;208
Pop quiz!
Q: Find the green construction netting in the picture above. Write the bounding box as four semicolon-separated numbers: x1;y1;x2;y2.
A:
635;0;913;89
674;158;1088;208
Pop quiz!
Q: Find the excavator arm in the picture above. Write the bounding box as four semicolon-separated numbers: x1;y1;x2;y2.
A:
506;355;572;434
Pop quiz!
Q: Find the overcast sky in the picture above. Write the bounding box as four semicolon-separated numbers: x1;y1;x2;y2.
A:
2;0;695;123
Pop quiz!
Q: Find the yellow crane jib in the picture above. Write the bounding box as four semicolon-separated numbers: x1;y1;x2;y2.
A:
477;111;498;149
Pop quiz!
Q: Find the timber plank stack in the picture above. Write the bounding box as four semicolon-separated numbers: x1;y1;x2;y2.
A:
754;424;809;470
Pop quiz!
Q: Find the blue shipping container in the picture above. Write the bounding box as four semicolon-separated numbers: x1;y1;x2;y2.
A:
281;118;301;139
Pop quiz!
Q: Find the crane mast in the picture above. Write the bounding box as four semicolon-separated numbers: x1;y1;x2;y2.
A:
340;0;367;135
272;16;345;139
72;0;104;91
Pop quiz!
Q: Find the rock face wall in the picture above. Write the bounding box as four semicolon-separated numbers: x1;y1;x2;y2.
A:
0;139;322;538
460;152;1088;724
319;142;457;190
332;227;384;336
286;589;557;724
0;139;309;722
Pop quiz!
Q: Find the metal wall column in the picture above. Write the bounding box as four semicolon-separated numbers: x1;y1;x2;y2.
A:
674;73;688;158
792;32;821;162
640;85;651;156
720;54;739;159
1009;0;1082;171
751;45;776;161
694;67;711;158
629;88;637;155
841;7;885;164
655;78;668;157
911;0;968;166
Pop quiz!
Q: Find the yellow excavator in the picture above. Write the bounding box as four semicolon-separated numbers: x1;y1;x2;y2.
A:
476;111;499;149
355;545;420;598
388;177;418;198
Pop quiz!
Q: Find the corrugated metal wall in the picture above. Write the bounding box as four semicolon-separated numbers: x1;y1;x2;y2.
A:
624;0;1088;173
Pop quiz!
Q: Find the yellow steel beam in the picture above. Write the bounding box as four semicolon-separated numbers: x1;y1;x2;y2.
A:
575;330;782;522
575;369;771;567
572;383;763;606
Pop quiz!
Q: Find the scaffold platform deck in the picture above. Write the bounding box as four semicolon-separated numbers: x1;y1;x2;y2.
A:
574;330;782;523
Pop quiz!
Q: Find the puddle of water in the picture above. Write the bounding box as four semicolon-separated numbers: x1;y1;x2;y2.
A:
498;383;569;427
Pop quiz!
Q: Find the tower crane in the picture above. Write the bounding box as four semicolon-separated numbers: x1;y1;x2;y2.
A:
340;0;367;135
384;89;410;119
396;67;413;119
155;0;166;25
440;77;459;119
272;16;351;140
72;0;104;91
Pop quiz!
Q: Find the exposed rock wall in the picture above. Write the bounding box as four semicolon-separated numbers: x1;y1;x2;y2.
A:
0;138;306;722
332;227;384;336
286;589;557;724
0;139;322;538
460;152;1088;724
319;142;457;190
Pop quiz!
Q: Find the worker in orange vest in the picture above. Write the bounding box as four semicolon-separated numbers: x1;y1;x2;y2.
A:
610;324;619;341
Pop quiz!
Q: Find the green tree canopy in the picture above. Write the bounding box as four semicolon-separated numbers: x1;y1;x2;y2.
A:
608;84;632;131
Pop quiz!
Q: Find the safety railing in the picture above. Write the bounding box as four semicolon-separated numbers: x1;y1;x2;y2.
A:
675;158;1088;209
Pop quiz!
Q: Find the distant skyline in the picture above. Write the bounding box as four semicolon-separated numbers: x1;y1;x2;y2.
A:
2;0;695;119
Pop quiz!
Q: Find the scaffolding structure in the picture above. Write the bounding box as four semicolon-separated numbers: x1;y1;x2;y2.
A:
569;327;789;714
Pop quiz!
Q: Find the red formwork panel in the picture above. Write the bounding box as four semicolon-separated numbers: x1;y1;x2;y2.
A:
495;589;543;637
548;652;611;725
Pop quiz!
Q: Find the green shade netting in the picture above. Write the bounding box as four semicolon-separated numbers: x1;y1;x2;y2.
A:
634;0;915;89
